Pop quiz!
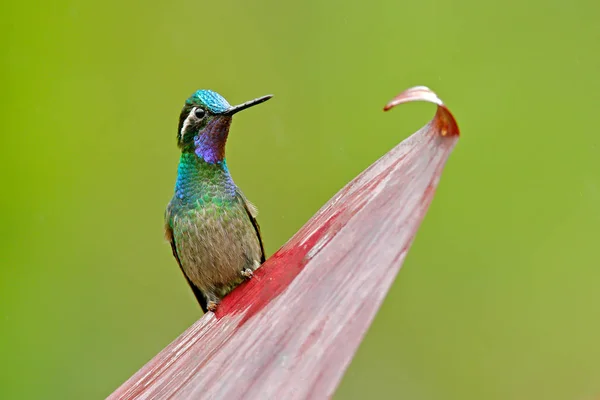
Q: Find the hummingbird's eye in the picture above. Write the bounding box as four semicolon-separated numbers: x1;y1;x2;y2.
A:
194;108;206;119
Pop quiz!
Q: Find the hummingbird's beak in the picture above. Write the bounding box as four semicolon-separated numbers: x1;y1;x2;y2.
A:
224;94;273;116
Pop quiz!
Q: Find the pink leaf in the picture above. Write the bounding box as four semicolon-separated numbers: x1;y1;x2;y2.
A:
109;86;460;400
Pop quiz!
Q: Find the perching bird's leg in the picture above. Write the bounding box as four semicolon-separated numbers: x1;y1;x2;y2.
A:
241;260;262;279
205;292;220;312
241;268;254;279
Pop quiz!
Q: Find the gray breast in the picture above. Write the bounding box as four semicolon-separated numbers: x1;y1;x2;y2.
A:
172;201;262;298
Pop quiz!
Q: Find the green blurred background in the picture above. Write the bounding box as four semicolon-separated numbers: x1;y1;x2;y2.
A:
2;0;599;399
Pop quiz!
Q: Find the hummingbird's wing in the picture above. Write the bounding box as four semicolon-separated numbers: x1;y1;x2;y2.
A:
236;189;266;263
164;208;209;312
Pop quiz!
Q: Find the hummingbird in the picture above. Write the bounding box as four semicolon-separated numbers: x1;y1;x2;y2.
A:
165;89;271;312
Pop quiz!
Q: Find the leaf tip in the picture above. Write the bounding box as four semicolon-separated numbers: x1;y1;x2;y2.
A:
383;85;460;137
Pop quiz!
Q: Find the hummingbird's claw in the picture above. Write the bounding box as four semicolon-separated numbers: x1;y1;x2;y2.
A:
241;268;254;279
205;292;220;312
241;260;262;279
206;300;219;312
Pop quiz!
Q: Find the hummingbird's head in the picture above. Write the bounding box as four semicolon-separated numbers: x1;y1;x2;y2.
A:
176;89;272;164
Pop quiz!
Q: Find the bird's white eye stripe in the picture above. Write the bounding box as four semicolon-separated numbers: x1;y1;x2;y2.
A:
180;108;197;139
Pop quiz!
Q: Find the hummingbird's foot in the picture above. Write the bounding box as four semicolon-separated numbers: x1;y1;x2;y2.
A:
205;292;220;312
241;268;254;279
206;300;219;312
241;260;261;279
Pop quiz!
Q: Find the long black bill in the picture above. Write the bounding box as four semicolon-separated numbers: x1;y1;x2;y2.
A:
224;94;273;116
